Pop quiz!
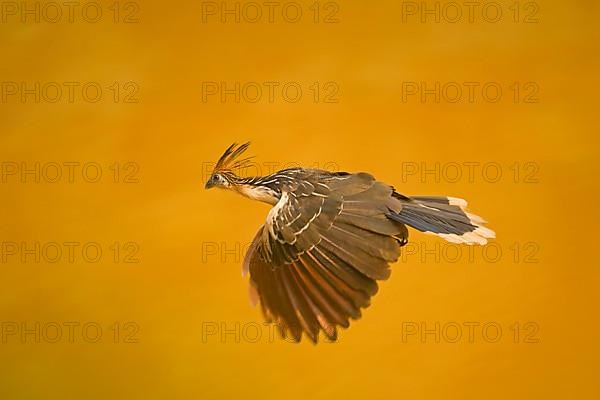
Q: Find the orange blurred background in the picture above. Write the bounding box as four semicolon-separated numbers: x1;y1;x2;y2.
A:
1;1;598;399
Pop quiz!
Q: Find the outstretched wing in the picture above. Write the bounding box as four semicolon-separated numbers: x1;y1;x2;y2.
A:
243;171;408;343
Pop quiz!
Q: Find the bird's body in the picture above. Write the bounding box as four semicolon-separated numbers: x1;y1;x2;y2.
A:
205;143;495;343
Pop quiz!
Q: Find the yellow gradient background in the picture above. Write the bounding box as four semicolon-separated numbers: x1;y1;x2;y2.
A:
1;1;598;399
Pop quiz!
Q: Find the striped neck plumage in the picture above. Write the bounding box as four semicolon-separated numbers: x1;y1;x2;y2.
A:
231;174;280;205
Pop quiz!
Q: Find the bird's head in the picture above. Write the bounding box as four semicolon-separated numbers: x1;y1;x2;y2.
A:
204;171;231;189
205;142;253;190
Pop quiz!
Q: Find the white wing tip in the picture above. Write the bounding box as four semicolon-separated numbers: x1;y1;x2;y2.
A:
434;226;496;245
448;197;468;207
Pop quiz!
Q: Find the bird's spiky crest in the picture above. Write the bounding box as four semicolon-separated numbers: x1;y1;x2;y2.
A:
212;142;254;175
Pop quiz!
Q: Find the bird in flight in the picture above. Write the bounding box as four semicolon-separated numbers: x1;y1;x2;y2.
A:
205;142;495;343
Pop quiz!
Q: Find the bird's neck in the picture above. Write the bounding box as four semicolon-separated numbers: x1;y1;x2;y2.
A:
230;175;280;205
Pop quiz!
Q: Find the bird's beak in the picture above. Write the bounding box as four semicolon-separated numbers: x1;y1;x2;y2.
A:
205;180;215;189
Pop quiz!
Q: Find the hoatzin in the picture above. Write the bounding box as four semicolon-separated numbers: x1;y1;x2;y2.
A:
205;142;495;343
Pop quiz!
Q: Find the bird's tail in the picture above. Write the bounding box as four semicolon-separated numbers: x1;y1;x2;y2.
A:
388;195;495;245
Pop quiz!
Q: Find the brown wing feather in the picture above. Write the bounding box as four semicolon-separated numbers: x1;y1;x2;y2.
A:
244;170;409;342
